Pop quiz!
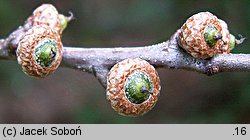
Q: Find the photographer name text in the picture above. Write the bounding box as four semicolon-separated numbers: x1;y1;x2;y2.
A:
1;126;82;137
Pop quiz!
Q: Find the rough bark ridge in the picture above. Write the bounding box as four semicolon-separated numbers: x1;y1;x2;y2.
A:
0;23;248;87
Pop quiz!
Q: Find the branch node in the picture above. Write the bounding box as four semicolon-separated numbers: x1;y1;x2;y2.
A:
205;63;220;76
93;66;109;88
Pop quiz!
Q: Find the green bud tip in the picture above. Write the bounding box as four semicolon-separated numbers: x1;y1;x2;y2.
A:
229;34;236;50
59;14;68;31
59;12;74;32
125;72;153;104
204;26;222;47
35;39;57;67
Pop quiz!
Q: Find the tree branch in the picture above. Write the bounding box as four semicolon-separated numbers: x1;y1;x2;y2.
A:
0;26;248;87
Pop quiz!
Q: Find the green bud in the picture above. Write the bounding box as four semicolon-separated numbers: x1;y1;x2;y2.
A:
35;39;57;67
59;14;68;31
229;34;236;50
125;72;153;104
204;26;222;47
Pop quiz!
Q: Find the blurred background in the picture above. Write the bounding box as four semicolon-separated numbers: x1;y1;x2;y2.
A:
0;0;249;123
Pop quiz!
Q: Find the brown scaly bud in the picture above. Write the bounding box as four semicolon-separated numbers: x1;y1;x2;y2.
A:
179;12;231;59
16;25;63;78
106;58;161;117
25;4;71;34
